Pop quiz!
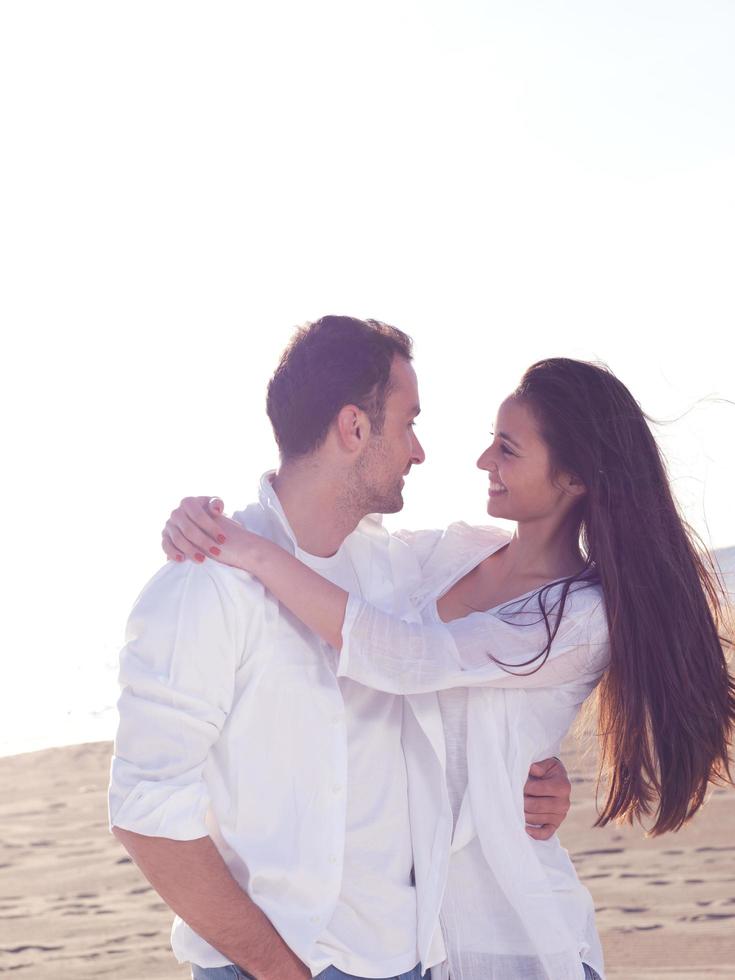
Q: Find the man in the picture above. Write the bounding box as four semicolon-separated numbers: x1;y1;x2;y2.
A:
109;315;571;980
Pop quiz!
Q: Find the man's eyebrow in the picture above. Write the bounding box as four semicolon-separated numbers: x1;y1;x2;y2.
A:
498;430;521;449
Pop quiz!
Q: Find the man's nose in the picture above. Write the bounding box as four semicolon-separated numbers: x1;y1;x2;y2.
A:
412;432;426;464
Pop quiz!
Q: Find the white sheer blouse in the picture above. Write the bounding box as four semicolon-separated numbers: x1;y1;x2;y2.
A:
338;522;610;980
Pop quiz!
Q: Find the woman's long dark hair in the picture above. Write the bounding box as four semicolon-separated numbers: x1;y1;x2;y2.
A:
515;358;734;835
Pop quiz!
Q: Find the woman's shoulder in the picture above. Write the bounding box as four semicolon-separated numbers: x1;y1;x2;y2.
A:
549;580;609;666
392;521;512;610
393;521;511;569
392;526;445;568
443;520;513;548
432;521;512;571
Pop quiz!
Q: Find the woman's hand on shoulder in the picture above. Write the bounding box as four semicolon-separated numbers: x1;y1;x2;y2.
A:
162;496;247;568
162;495;227;562
161;496;278;578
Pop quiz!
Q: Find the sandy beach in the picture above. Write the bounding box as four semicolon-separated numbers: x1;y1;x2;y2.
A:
1;739;733;979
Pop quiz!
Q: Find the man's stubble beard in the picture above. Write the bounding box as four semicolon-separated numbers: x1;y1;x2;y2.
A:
342;435;405;519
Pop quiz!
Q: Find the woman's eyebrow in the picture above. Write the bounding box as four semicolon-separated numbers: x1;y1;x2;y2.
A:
498;430;522;449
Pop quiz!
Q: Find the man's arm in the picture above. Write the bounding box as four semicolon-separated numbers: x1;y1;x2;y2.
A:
523;757;572;840
110;561;308;979
113;830;309;980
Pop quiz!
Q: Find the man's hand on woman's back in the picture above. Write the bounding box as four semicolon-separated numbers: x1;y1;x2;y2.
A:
524;757;572;840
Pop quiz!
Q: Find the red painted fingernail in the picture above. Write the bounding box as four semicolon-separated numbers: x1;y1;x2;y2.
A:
195;553;205;562
210;546;220;556
217;534;226;544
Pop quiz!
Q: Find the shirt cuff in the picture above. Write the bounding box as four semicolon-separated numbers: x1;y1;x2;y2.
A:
336;594;365;681
109;772;211;840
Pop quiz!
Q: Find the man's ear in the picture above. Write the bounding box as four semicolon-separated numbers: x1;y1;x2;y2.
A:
334;404;371;453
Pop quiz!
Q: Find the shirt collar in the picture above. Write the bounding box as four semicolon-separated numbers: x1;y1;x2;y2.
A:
258;470;299;548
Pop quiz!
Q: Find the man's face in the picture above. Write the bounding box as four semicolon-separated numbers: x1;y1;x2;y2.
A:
355;356;425;514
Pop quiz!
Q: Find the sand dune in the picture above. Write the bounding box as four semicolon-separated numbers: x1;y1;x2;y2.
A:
1;740;733;978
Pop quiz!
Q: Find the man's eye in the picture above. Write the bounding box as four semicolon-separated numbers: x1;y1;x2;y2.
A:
501;445;513;455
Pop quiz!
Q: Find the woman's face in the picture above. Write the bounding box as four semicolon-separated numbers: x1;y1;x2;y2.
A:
477;395;582;523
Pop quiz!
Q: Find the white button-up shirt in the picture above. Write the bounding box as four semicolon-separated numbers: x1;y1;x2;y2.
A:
109;473;448;975
340;522;610;980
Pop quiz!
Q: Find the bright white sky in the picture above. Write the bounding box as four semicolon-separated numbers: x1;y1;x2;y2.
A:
2;0;734;754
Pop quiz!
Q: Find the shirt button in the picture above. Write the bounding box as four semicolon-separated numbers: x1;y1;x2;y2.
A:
329;855;338;864
332;784;343;794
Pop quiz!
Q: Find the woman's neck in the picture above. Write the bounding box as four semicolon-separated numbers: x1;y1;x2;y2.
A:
505;513;585;581
437;512;585;623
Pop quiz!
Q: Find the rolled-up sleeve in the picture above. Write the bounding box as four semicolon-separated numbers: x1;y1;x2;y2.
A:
108;560;260;840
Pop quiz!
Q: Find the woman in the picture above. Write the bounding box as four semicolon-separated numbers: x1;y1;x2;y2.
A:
162;358;734;980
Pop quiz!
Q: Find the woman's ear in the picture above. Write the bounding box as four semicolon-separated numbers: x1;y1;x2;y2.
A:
564;473;587;497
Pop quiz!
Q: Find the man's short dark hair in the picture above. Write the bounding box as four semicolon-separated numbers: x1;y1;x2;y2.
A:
266;315;414;459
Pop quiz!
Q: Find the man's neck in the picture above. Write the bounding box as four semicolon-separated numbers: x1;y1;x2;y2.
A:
271;460;364;558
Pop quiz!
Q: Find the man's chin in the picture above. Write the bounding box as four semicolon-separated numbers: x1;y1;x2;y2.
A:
374;490;404;515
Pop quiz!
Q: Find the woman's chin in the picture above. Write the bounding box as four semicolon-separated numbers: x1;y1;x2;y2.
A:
486;493;512;519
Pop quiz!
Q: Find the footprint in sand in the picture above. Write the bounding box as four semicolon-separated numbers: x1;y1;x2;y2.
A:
1;944;64;953
683;912;735;922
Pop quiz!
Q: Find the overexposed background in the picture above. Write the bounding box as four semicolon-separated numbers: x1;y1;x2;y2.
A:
2;0;734;756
